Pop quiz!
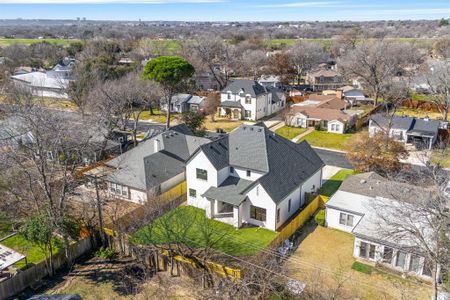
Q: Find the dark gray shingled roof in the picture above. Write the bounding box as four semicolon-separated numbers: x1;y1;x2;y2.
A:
266;86;284;104
220;101;243;108
106;126;209;190
202;176;253;206
370;114;441;136
222;79;267;97
197;124;324;204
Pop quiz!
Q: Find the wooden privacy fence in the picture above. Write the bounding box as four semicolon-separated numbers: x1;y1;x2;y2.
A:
0;237;93;300
270;195;329;247
355;104;383;130
158;181;186;203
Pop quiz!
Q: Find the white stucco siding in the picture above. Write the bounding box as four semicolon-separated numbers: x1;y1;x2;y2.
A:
300;168;322;204
325;207;364;233
130;188;147;204
241;94;257;121
160;172;185;193
275;187;301;229
232;167;265;181
186;151;218;216
242;184;277;230
221;91;238;102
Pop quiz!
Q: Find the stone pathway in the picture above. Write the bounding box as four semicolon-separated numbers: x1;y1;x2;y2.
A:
292;127;314;143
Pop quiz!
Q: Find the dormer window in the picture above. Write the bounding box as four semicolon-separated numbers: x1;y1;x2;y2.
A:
230;166;234;173
246;170;251;177
227;91;232;100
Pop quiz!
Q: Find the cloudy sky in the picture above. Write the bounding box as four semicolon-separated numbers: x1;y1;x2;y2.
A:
1;0;450;21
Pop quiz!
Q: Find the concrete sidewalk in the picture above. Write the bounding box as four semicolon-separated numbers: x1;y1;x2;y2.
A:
292;127;314;143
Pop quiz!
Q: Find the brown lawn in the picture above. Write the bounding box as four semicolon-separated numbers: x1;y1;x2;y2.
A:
288;225;431;300
203;115;246;133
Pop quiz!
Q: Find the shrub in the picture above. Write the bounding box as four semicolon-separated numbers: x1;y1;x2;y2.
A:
314;209;325;226
95;247;117;261
351;261;373;274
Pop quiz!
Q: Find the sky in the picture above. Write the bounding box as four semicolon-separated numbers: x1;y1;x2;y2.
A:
1;0;450;22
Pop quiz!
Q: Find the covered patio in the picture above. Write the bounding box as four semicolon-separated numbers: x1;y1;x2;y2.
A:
202;176;253;228
406;130;434;150
217;101;243;120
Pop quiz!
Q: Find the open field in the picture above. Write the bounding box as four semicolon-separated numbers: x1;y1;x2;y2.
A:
288;225;431;300
297;130;357;151
1;234;62;268
131;206;278;256
0;38;80;46
319;169;355;197
275;126;308;140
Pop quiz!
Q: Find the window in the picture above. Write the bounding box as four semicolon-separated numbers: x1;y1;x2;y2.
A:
359;241;376;259
409;255;421;273
246;170;251;177
331;124;335;131
196;168;208;181
256;186;259;196
189;188;197;198
422;258;433;277
227;92;232;100
396;251;407;268
382;246;393;264
244;110;251;118
336;124;340;132
288;199;291;213
339;213;354;227
276;208;280;223
229;166;234;173
245;95;251;104
109;183;129;198
250;205;266;221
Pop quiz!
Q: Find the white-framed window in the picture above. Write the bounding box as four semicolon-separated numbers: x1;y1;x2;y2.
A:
227;91;232;100
339;212;354;227
331;124;335;131
189;188;197;198
109;182;129;198
359;241;376;259
244;110;251;119
245;95;251;104
409;255;421;273
382;246;393;264
246;170;251;177
196;168;208;181
250;205;266;221
396;251;407;268
336;124;340;132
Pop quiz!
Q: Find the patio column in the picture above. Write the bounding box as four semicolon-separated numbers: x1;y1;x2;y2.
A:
429;137;433;150
233;205;241;228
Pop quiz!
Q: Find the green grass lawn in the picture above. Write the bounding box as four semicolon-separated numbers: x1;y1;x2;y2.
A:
131;206;278;256
319;169;355;197
352;261;374;275
2;234;62;268
275;126;308;140
0;38;79;46
0;212;14;239
431;149;450;168
297;130;356;151
134;109;179;124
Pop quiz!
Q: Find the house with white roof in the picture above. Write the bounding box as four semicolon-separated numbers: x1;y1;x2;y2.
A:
325;172;438;280
11;71;69;99
219;79;286;121
186;123;324;231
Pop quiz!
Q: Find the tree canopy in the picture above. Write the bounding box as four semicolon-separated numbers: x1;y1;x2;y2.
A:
142;56;194;87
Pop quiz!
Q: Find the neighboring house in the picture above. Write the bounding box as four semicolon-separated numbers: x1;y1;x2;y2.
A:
287;94;356;134
307;69;344;92
338;86;373;106
326;172;437;281
258;75;280;88
160;94;206;113
104;125;210;204
50;57;76;80
194;71;220;91
369;114;446;150
219;79;286;121
11;71;69;99
287;106;357;134
186;124;324;231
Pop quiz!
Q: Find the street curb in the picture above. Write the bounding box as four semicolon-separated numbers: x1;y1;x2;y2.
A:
311;146;348;154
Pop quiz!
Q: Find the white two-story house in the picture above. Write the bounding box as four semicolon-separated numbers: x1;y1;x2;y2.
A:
186;124;324;231
218;79;285;121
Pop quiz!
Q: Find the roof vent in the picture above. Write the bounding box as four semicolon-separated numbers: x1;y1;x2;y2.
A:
360;179;367;184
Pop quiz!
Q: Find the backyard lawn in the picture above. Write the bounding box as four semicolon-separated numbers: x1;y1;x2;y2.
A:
131;206;277;256
288;225;431;299
135;109;179;124
395;107;442;120
275;126;308;140
431;148;450;168
1;234;62;268
319;169;355;197
297;130;356;151
203;116;244;133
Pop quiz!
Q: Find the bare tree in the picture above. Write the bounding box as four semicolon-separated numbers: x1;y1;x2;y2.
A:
371;168;450;300
424;59;450;121
339;40;420;106
288;42;327;85
237;49;267;79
